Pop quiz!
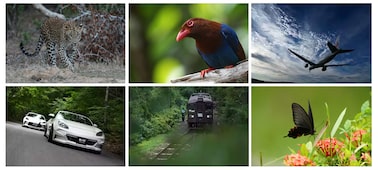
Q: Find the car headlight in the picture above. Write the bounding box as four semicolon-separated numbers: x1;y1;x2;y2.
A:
58;121;69;129
96;131;104;136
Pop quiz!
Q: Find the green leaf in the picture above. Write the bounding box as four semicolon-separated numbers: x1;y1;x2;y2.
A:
331;108;347;138
324;102;330;136
343;119;351;130
325;102;330;121
361;100;370;113
300;143;309;156
305;141;313;154
354;143;368;153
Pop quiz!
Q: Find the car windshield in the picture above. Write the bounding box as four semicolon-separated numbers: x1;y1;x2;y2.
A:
61;112;93;126
27;113;37;117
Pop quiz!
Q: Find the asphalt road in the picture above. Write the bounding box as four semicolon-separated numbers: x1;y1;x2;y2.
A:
6;121;124;166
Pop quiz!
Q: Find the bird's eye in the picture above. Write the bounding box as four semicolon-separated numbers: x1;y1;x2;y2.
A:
187;20;194;27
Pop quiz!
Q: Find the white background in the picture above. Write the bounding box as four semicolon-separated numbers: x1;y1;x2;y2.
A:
1;0;376;169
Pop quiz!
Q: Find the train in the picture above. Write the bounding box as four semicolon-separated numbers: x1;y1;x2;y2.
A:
186;93;214;128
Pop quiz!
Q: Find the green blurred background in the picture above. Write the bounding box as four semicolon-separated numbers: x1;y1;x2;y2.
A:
129;4;248;83
251;87;371;166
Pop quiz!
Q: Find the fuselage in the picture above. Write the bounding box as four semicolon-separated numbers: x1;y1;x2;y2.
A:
309;52;339;70
308;49;353;71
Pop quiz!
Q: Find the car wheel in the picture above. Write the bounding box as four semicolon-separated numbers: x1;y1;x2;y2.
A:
48;125;53;142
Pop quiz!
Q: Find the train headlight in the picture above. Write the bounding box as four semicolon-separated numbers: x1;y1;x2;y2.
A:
189;109;195;113
206;115;212;118
189;114;195;118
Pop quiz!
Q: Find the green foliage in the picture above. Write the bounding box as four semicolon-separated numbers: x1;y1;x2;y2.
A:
32;19;42;28
214;87;248;125
20;32;31;44
176;126;248;165
284;99;371;166
6;4;26;30
130;133;168;164
129;87;186;145
153;58;184;83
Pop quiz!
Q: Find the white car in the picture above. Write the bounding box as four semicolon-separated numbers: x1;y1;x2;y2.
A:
45;111;105;153
22;112;46;131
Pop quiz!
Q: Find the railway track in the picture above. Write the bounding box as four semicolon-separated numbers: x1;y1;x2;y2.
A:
150;129;197;161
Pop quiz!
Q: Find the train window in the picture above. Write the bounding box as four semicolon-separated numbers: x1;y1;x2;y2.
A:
206;103;213;110
187;103;194;109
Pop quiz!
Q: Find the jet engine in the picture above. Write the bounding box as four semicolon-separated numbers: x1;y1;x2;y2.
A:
305;64;308;68
322;67;327;71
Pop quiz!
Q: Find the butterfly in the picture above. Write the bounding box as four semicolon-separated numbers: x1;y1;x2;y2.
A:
285;101;315;138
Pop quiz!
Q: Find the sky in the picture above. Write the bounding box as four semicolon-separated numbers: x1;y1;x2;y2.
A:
251;4;371;83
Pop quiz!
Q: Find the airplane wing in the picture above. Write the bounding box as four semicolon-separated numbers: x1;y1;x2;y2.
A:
327;42;338;53
325;63;350;67
288;49;315;65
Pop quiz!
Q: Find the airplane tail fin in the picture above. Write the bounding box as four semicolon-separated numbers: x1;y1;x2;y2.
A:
327;41;338;53
327;36;353;53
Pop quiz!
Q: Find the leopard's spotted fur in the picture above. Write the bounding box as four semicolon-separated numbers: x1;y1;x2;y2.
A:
20;17;82;70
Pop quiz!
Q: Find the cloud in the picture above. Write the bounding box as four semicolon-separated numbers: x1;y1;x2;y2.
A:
251;4;371;83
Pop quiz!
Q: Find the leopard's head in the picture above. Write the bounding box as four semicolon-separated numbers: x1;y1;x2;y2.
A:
63;21;83;43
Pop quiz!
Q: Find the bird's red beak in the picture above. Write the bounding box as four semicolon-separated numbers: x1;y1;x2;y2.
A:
176;29;190;42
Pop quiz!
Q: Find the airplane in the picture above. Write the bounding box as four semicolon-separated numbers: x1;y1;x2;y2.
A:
288;40;353;71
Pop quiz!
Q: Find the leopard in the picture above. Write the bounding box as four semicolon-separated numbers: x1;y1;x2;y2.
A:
20;17;83;71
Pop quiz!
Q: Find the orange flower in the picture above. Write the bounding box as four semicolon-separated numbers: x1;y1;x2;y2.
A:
351;129;367;146
316;138;344;157
284;153;315;166
350;154;357;161
361;152;371;165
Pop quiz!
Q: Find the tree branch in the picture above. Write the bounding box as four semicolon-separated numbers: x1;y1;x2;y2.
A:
33;4;65;19
170;60;248;83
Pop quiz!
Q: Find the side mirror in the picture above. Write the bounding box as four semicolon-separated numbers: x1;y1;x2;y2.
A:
93;124;98;127
48;114;55;118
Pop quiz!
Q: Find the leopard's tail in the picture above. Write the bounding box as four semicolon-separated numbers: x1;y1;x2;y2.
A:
20;35;44;57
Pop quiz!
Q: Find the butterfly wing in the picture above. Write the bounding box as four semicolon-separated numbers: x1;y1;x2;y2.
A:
306;101;315;135
286;102;315;138
286;127;312;138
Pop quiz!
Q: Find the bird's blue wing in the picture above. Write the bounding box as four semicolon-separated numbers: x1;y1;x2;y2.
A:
196;24;245;69
220;24;246;61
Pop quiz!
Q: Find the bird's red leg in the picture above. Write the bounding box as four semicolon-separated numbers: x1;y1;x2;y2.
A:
200;67;215;78
200;65;235;78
